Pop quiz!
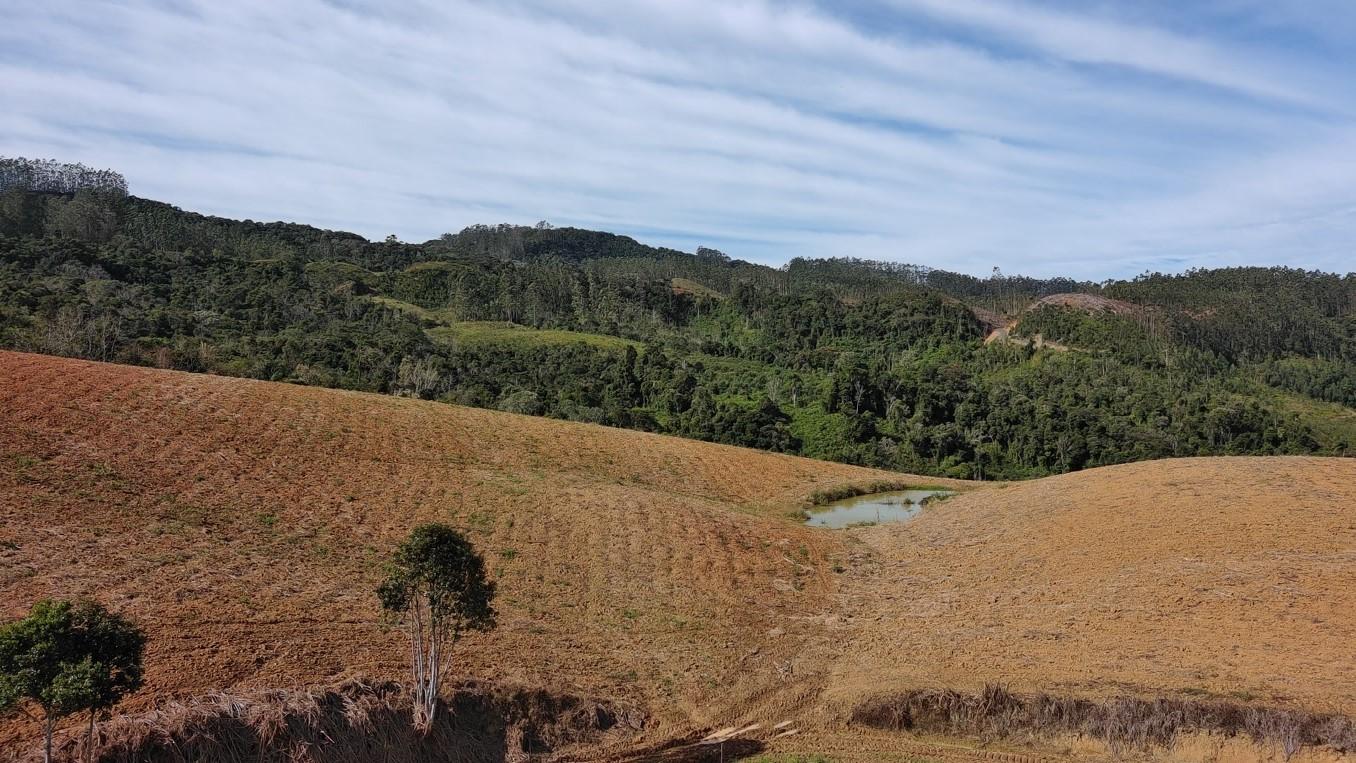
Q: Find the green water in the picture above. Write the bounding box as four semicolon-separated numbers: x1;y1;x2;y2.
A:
804;489;953;529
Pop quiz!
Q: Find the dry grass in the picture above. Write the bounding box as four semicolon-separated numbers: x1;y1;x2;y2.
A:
824;456;1356;721
4;351;1356;761
852;684;1356;758
0;351;908;753
2;678;638;763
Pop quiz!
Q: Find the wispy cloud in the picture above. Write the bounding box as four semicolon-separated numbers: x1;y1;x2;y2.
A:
1;0;1353;277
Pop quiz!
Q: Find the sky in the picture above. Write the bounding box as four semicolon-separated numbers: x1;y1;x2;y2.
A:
2;0;1355;279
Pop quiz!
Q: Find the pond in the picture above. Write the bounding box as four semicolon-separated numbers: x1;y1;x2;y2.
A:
803;489;954;529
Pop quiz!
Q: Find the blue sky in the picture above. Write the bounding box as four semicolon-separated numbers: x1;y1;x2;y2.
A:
2;0;1354;278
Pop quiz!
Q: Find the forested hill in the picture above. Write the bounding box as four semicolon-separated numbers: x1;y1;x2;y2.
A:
2;157;1354;479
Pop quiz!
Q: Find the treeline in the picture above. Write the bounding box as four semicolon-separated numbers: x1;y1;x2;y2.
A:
1104;268;1355;364
1017;270;1355;369
0;156;128;196
1;169;1350;478
784;258;1098;313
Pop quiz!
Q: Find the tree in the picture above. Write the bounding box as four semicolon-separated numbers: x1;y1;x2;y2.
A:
0;599;145;763
392;355;445;399
377;524;495;730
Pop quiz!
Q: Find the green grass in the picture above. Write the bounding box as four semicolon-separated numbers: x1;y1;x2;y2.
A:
360;295;464;326
304;260;379;278
362;296;437;321
426;321;639;351
670;276;724;299
1267;393;1356;451
403;260;464;273
1235;379;1356;452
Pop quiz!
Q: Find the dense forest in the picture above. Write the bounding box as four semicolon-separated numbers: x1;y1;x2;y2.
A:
2;157;1353;479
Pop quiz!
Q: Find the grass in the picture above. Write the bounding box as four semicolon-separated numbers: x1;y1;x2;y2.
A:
806;480;954;507
1247;383;1356;453
427;321;639;351
853;684;1356;758
670;277;724;299
403;260;464;272
358;298;644;355
365;295;432;319
303;260;378;279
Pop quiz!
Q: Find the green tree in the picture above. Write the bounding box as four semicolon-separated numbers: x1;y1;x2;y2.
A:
0;599;145;763
377;524;496;730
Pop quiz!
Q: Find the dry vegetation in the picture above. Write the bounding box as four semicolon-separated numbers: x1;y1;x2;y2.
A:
38;679;639;763
3;351;1354;761
823;457;1356;721
0;351;908;758
852;684;1356;757
1029;293;1141;317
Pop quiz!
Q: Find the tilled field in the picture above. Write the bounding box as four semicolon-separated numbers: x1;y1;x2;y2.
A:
0;351;926;755
824;456;1356;718
3;351;1354;761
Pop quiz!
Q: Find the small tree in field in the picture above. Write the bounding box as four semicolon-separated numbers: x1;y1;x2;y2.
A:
0;599;145;763
377;524;495;730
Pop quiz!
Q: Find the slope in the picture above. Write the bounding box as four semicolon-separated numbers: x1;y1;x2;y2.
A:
0;350;940;754
4;352;1356;760
826;457;1356;716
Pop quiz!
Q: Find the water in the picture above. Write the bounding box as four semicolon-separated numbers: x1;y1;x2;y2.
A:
804;489;953;529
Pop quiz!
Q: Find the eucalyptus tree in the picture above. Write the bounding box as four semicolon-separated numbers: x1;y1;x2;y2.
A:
377;524;495;729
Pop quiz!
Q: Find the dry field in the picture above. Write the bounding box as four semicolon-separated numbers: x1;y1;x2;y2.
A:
827;457;1356;715
2;351;1354;761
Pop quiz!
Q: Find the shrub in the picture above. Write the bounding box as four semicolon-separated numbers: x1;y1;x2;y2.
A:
0;599;145;763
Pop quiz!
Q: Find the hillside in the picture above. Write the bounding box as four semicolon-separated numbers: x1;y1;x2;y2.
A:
4;352;1356;760
828;457;1356;714
0;351;930;756
2;179;1353;484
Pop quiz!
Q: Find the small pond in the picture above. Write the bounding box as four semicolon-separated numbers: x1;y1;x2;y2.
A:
804;489;954;529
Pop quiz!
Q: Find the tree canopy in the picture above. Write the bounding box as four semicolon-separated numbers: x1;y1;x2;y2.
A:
0;599;145;762
377;524;495;729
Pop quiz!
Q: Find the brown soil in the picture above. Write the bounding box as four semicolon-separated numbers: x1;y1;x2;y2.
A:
982;292;1141;347
3;352;1354;761
0;351;926;756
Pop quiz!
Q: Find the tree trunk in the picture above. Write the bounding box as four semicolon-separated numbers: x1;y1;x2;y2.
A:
87;709;96;763
44;716;53;763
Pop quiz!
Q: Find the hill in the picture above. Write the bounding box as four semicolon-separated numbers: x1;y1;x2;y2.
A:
3;182;1353;483
0;350;936;757
4;352;1355;760
828;456;1356;714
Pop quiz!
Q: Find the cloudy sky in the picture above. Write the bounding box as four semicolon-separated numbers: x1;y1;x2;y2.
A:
3;1;1354;278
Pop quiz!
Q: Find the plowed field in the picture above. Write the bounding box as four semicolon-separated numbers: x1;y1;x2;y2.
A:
4;351;1354;761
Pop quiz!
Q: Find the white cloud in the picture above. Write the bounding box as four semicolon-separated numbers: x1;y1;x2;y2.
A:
0;0;1352;278
880;0;1340;109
